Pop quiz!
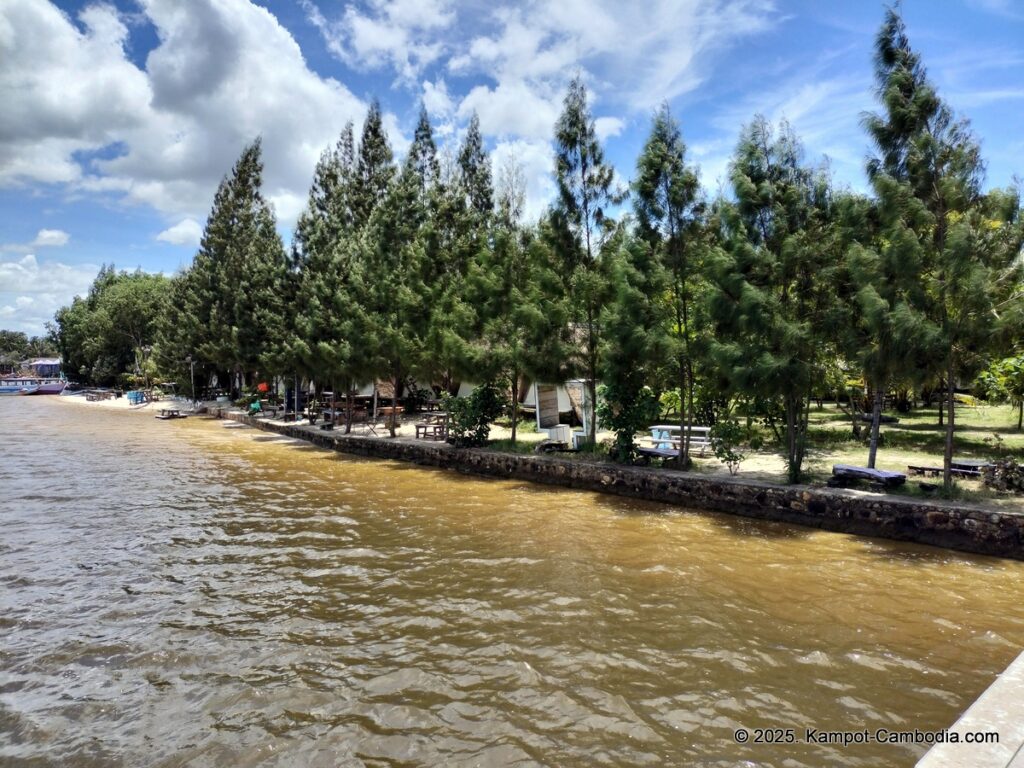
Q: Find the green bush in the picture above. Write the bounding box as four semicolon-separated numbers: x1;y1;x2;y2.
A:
597;382;661;464
443;380;508;447
710;419;747;475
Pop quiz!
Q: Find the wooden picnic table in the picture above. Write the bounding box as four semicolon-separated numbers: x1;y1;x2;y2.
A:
415;412;449;440
647;425;712;455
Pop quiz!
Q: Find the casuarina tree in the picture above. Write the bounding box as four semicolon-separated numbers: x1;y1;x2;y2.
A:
709;117;841;483
633;104;705;467
551;74;618;445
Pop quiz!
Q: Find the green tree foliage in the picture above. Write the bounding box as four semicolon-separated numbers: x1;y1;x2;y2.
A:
442;379;508;447
353;100;396;230
552;74;618;444
864;7;1024;490
464;208;572;443
597;233;668;463
709;117;840;483
52;266;170;386
420;112;483;391
633;104;705;466
360;159;428;436
406;105;440;192
0;330;57;371
163;139;288;390
459;112;493;223
289;123;368;428
841;189;935;467
977;356;1024;429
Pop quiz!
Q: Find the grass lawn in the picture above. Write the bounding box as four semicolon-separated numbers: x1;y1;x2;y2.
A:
698;402;1023;509
483;402;1024;511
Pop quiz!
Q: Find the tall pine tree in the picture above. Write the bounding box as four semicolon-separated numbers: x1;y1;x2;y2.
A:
709;118;840;483
170;139;287;392
633;104;705;467
864;7;1023;490
552;75;617;445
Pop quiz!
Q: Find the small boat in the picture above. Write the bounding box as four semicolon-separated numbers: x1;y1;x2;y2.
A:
0;377;67;395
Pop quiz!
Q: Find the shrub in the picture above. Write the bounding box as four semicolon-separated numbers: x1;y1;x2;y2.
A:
443;380;508;447
710;419;747;475
596;383;661;464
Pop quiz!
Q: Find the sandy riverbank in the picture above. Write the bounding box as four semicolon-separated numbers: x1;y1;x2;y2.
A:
51;392;187;413
45;393;797;479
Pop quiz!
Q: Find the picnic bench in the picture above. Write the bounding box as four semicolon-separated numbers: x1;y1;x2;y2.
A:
636;445;681;464
646;425;712;456
415;412;449;441
830;464;906;488
155;408;186;420
908;459;992;479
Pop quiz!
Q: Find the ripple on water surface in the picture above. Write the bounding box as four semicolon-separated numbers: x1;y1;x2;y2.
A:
2;397;1024;767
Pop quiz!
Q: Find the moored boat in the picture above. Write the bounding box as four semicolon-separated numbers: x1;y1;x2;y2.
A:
0;377;67;395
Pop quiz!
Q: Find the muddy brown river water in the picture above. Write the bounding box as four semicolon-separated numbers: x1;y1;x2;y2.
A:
2;396;1023;766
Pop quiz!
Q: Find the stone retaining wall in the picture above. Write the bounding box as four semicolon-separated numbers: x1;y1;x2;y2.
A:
222;411;1024;561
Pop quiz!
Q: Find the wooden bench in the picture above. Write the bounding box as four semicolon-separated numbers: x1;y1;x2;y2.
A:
908;465;981;478
636;445;681;464
830;464;906;488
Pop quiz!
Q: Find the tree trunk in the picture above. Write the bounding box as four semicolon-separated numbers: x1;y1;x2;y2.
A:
943;359;956;493
785;395;799;483
587;376;597;447
587;305;598;446
1018;401;1022;430
510;373;519;445
344;379;353;434
867;386;884;469
677;364;688;470
389;372;400;437
938;380;944;427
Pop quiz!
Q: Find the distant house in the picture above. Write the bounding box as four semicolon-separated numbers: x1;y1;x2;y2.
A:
23;358;62;378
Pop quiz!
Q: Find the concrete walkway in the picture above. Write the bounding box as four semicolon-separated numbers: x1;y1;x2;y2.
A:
918;651;1024;767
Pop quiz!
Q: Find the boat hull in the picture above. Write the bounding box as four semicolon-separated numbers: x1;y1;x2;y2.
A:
0;379;67;395
26;381;67;395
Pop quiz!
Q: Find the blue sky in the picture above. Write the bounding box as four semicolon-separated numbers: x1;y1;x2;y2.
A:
2;0;1022;335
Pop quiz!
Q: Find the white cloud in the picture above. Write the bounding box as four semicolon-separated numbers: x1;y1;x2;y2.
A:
31;228;69;247
458;80;562;141
302;0;454;83
156;218;202;246
491;139;556;224
0;0;780;239
594;117;625;141
0;253;99;335
422;79;454;119
0;0;372;229
2;227;71;253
